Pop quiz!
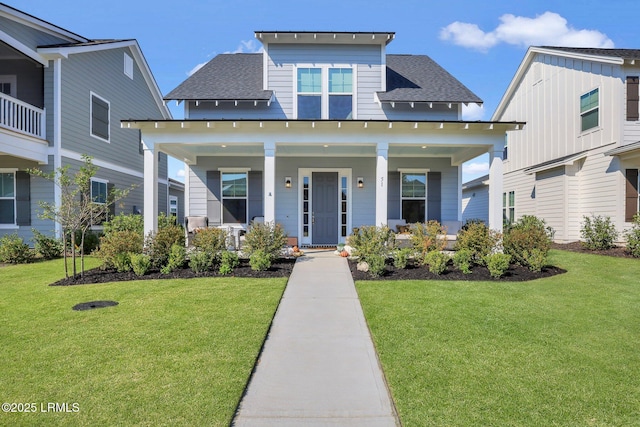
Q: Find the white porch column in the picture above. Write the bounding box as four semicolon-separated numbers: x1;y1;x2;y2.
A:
143;139;158;236
375;142;389;227
264;141;276;223
488;143;504;232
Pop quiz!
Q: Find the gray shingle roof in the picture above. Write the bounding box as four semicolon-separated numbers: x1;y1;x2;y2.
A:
539;47;640;61
379;55;482;103
164;52;482;103
164;54;272;101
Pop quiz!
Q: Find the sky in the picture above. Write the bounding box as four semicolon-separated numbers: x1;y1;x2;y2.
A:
8;0;640;182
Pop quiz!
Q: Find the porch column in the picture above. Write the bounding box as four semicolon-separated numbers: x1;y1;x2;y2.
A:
143;138;158;236
264;141;276;223
375;142;389;227
488;142;504;232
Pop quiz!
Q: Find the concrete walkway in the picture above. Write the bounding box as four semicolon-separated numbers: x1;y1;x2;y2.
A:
233;250;399;426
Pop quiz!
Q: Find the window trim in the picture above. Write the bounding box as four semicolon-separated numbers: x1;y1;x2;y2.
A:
219;169;249;225
0;169;17;227
580;87;599;133
400;171;427;223
90;91;110;143
293;65;356;120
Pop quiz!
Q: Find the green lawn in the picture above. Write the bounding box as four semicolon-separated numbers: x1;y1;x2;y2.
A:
0;258;286;426
357;250;640;427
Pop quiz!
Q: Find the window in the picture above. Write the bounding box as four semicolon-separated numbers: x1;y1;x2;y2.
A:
296;67;353;119
91;179;107;204
627;76;639;121
169;196;178;219
0;172;15;224
503;191;515;225
401;173;426;223
91;93;110;142
221;172;247;224
580;88;599;132
0;75;17;97
124;53;134;79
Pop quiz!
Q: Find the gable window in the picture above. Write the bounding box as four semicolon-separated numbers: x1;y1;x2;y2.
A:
627;76;639;121
297;68;322;119
503;191;515;225
580;88;599;132
0;172;16;224
329;68;353;119
124;53;134;79
401;172;426;223
91;93;110;142
221;172;247;224
296;67;354;119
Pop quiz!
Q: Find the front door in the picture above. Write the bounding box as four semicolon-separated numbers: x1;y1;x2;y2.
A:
312;172;338;245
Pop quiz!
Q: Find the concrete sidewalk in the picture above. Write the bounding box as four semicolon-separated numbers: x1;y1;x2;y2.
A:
232;250;399;426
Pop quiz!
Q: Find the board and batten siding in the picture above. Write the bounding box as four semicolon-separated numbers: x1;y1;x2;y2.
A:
0;14;70;50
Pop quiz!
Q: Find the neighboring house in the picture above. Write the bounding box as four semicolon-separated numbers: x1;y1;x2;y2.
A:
0;3;171;241
125;31;521;246
168;177;185;226
461;174;489;224
493;46;640;242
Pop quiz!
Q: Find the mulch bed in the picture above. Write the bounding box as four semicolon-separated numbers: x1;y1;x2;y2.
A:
50;258;296;286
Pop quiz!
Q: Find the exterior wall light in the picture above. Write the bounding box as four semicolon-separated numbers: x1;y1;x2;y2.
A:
285;177;292;188
357;177;364;188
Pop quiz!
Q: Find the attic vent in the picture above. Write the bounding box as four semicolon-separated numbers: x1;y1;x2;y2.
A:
124;53;133;79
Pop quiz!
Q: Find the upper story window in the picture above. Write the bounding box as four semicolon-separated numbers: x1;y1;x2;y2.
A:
91;92;110;142
296;67;353;119
580;88;599;132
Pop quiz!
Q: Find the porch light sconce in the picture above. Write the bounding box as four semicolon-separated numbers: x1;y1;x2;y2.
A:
357;177;364;188
285;177;292;188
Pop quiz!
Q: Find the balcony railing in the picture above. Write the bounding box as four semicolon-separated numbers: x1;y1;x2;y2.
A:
0;92;45;139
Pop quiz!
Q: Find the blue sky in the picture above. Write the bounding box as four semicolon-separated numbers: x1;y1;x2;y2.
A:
9;0;640;182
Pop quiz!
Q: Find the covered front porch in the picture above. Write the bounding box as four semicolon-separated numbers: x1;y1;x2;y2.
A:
124;119;522;243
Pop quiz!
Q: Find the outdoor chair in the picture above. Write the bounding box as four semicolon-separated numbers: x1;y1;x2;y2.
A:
184;216;208;246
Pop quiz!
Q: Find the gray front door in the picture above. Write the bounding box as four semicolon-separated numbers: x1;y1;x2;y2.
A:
312;172;338;245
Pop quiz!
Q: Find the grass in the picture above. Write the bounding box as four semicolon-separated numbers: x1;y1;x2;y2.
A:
0;257;286;426
356;250;640;427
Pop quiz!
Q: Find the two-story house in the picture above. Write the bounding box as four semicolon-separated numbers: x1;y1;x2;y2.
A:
493;47;640;242
125;31;521;246
0;3;172;241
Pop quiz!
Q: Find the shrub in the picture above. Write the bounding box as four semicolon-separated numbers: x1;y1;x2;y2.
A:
486;253;511;278
454;221;501;265
161;243;186;274
392;247;413;269
147;224;185;268
625;214;640;257
189;250;214;274
0;234;34;264
192;227;228;254
69;230;101;255
424;250;449;275
242;222;287;262
452;248;473;274
130;253;151;276
32;229;62;260
503;215;552;269
219;250;240;275
367;253;387;277
113;252;131;273
348;226;395;264
96;230;143;269
410;221;447;259
158;212;178;229
103;213;144;236
249;249;272;271
581;215;618;250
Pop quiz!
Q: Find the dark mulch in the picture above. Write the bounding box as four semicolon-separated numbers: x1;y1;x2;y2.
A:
349;260;566;282
552;242;637;259
50;258;297;286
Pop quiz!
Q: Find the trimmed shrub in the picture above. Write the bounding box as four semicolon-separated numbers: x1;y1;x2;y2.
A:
453;248;473;274
161;243;187;274
192;227;228;254
147;224;185;268
503;215;553;270
410;221;447;259
486;253;511;278
348;226;395;264
96;230;143;269
454;221;501;265
113;252;131;273
103;213;144;236
219;250;240;275
367;253;387;277
32;229;62;260
424;250;449;275
130;253;151;276
242;222;287;263
249;249;272;271
392;247;413;269
0;234;34;264
581;215;618;250
625;213;640;257
189;250;214;274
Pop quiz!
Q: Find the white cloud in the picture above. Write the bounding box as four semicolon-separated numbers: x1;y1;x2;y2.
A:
187;62;207;76
176;169;185;178
463;161;489;176
227;39;263;54
462;103;485;121
440;11;614;52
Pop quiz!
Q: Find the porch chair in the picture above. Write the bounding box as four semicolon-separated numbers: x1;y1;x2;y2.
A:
184;216;208;246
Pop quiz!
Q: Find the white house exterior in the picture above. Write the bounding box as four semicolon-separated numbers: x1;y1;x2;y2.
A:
126;31;521;246
493;46;640;242
0;3;172;240
461;174;489;224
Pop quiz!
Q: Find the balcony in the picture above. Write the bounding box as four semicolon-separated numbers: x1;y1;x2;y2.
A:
0;92;45;139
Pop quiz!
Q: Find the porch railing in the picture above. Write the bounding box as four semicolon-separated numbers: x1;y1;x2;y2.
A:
0;92;46;139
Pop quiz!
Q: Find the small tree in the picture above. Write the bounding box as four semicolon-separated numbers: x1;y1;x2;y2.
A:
28;155;132;279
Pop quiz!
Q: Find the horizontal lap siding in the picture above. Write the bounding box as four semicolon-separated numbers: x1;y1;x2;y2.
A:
503;169;536;223
535;167;566;239
462;186;489;224
578;148;619;226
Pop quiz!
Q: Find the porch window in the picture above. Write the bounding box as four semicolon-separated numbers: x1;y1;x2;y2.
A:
91;92;110;142
0;172;16;224
503;191;515;225
221;172;247;224
580;88;599;132
297;68;322;119
401;173;426;223
329;68;353;119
